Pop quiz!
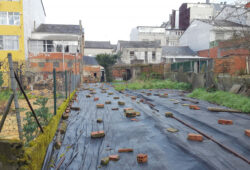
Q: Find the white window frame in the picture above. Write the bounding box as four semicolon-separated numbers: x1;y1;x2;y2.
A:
0;35;19;50
0;11;20;25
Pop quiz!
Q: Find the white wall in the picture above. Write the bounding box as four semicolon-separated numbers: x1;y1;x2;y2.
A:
84;48;114;56
179;20;212;51
23;0;46;59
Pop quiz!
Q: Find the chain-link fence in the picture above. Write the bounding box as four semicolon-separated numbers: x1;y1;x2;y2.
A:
0;66;80;141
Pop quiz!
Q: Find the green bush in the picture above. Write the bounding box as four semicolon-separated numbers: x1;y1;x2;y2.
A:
114;79;191;91
23;97;52;144
188;89;250;113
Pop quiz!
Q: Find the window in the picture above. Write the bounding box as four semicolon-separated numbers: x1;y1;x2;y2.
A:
130;51;134;57
0;12;20;25
38;62;45;67
0;35;19;50
152;51;156;61
53;62;59;68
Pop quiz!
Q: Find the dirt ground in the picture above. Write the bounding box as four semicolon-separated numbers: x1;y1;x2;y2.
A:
43;83;250;170
0;90;65;140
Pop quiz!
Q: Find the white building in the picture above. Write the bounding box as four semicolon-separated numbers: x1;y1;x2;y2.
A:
179;19;249;52
23;0;46;58
84;41;115;56
130;26;166;46
117;41;162;65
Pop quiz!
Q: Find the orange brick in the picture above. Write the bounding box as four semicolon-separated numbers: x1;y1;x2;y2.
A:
187;133;203;142
131;96;137;100
91;131;105;138
118;148;133;153
140;99;144;102
96;104;104;108
109;155;120;161
147;93;152;96
218;119;233;125
94;97;99;101
189;105;200;110
65;109;70;113
137;154;148;163
124;108;133;112
245;130;250;137
112;108;119;110
131;118;139;122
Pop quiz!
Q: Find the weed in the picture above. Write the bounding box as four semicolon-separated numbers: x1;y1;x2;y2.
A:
188;89;250;113
114;79;191;91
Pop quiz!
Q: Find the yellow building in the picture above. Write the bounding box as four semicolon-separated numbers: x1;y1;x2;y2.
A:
0;0;45;87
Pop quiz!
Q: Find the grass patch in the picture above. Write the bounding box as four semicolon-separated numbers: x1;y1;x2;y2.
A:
114;79;191;91
188;89;250;113
0;90;37;101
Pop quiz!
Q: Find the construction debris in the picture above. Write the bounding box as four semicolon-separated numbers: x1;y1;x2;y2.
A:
97;119;103;123
125;110;137;118
70;106;80;111
245;130;250;137
86;94;92;98
118;101;125;106
187;133;203;142
207;107;242;113
94;97;99;101
167;128;179;133
91;131;105;138
113;97;120;99
101;157;109;165
62;113;69;120
105;101;111;104
218;119;233;125
137;154;148;163
165;112;173;118
96;104;104;108
109;155;120;161
118;148;133;153
112;108;119;110
189;105;200;110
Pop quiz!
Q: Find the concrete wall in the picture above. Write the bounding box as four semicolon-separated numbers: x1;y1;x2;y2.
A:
179;20;212;51
23;0;46;59
84;48;114;56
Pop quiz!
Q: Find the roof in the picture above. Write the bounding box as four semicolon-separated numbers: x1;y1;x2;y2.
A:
83;56;99;66
162;46;197;56
85;41;114;49
197;19;247;27
118;41;161;48
34;24;83;35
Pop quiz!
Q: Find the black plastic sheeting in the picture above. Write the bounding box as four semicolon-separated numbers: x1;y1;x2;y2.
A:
43;84;250;170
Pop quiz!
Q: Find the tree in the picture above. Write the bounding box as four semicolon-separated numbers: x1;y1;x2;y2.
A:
96;53;120;82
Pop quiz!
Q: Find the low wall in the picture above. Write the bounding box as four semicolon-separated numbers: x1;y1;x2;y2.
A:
0;91;76;170
165;72;250;96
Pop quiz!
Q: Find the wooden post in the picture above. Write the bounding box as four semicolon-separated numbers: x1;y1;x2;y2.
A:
53;69;57;115
8;53;23;140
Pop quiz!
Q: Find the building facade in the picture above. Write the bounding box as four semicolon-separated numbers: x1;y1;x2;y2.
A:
117;41;162;65
84;41;115;56
179;19;249;52
0;0;45;86
130;26;166;46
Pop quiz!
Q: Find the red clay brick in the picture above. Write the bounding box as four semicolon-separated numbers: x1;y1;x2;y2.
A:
187;133;203;142
124;108;133;112
109;155;120;161
218;119;233;125
189;105;200;110
96;104;104;108
131;118;139;122
91;131;105;138
94;97;99;101
245;129;250;137
118;148;133;153
137;154;148;163
131;96;137;100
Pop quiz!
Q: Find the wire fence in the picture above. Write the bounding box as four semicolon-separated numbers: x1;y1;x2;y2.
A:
0;66;80;141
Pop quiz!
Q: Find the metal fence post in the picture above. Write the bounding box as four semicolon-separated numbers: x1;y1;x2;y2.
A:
65;70;67;99
53;69;56;115
8;53;23;140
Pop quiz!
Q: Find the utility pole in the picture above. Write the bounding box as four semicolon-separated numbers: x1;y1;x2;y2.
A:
8;53;23;140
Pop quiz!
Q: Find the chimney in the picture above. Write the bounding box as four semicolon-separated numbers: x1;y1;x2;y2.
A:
206;0;210;4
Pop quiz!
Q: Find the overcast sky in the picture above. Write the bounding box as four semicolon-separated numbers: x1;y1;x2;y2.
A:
43;0;235;44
